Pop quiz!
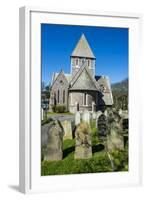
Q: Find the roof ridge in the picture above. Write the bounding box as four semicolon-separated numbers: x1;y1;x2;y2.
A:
70;62;85;84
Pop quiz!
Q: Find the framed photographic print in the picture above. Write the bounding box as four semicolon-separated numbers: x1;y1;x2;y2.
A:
19;7;142;193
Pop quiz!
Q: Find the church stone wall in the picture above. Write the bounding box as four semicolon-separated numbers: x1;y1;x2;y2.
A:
69;91;98;113
51;72;69;109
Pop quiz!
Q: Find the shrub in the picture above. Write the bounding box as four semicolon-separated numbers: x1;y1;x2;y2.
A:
52;105;57;112
55;105;66;113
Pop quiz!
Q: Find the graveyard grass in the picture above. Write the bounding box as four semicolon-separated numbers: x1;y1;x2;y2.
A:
41;120;128;175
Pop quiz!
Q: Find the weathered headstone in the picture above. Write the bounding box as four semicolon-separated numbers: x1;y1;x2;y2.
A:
74;122;92;159
92;112;97;120
75;111;81;126
82;110;90;124
92;101;95;112
61;120;72;140
97;114;107;138
104;110;108;117
118;109;123;116
122;118;128;130
41;119;64;161
96;110;103;119
107;121;124;152
121;110;128;120
96;110;103;128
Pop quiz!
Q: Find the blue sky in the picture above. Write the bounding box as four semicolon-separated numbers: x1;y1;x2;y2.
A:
41;24;128;85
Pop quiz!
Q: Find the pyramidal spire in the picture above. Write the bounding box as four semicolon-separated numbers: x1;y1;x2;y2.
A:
71;34;95;58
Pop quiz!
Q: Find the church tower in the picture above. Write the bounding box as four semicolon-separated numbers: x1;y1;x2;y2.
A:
70;34;96;77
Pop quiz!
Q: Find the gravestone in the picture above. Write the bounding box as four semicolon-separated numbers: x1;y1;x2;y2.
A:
41;119;64;161
97;114;107;138
118;109;123;116
82;110;90;124
96;110;103;119
92;112;97;120
74;122;92;159
75;111;81;126
107;121;124;152
96;110;103;127
104;110;108;117
61;120;72;140
122;118;128;130
92;101;95;112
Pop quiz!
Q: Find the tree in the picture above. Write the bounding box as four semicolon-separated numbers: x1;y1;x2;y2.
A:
41;81;45;91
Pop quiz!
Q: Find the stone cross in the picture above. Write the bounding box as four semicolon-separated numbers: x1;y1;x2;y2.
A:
74;122;92;159
41;120;64;161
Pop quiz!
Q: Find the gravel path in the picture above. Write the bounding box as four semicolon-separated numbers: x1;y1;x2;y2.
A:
48;114;75;122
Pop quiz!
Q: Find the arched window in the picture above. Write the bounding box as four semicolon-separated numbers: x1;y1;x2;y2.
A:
63;90;65;103
76;58;78;65
82;58;86;65
57;90;60;103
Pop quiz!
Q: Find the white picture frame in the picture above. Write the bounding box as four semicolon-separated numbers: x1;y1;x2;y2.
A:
19;6;142;194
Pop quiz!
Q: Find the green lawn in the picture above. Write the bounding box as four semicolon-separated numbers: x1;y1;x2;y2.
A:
41;120;128;176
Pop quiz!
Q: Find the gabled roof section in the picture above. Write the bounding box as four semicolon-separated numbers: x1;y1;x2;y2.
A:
51;70;69;88
71;34;95;59
64;73;72;82
70;63;98;91
52;72;71;85
95;76;111;93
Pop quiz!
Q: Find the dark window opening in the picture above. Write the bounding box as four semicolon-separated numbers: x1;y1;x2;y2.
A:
84;93;87;105
82;58;86;65
57;90;60;103
54;92;56;105
63;90;65;103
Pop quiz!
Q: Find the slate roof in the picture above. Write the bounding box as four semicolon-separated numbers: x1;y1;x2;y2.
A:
71;34;95;59
51;70;69;88
95;76;113;105
52;72;72;84
69;63;98;91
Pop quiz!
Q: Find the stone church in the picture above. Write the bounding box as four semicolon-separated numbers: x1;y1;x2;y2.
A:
49;34;113;113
